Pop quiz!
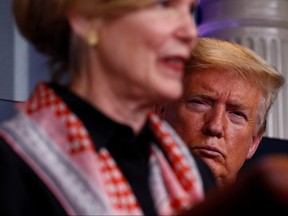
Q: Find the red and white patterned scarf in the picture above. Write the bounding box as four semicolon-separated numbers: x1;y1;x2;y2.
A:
0;82;204;215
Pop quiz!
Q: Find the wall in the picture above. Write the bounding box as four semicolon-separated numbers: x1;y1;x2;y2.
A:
0;0;49;121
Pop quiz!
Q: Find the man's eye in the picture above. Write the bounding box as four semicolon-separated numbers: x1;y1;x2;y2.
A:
232;111;247;120
190;100;205;105
157;0;170;7
185;99;210;112
233;111;242;117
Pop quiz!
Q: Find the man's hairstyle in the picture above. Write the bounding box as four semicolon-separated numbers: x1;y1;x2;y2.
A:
186;37;285;135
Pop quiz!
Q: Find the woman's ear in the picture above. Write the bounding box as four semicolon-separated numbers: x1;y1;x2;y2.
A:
66;8;102;43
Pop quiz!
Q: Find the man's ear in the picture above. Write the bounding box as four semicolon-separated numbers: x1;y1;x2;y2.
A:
153;104;165;118
247;134;263;159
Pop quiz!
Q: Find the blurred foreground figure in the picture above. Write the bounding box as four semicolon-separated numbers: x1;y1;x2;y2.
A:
0;0;215;215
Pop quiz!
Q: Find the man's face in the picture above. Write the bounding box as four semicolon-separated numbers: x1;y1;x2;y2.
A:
161;68;263;187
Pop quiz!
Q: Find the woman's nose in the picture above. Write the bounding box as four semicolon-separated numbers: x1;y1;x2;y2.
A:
175;10;198;49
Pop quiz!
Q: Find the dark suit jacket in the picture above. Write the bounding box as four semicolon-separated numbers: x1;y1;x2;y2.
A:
242;136;288;170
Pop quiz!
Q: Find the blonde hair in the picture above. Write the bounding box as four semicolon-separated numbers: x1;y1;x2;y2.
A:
12;0;156;82
186;37;285;135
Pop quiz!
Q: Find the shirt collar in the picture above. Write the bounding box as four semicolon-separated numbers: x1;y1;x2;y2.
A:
49;83;154;150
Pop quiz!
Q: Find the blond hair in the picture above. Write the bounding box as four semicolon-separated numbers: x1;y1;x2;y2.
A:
186;37;285;135
13;0;155;81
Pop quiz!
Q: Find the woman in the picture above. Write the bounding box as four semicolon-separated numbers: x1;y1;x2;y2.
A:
0;0;214;215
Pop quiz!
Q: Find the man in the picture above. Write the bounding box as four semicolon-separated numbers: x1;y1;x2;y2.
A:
156;37;284;187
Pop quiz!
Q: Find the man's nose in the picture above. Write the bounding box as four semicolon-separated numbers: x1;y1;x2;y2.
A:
203;108;225;138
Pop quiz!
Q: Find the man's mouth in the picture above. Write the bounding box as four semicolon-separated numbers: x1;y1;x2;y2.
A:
190;147;223;158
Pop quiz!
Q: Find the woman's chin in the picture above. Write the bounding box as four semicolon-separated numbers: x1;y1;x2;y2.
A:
163;87;183;101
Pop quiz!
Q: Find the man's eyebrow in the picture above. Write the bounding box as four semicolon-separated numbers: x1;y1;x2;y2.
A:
186;93;250;109
226;100;249;110
184;93;217;102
